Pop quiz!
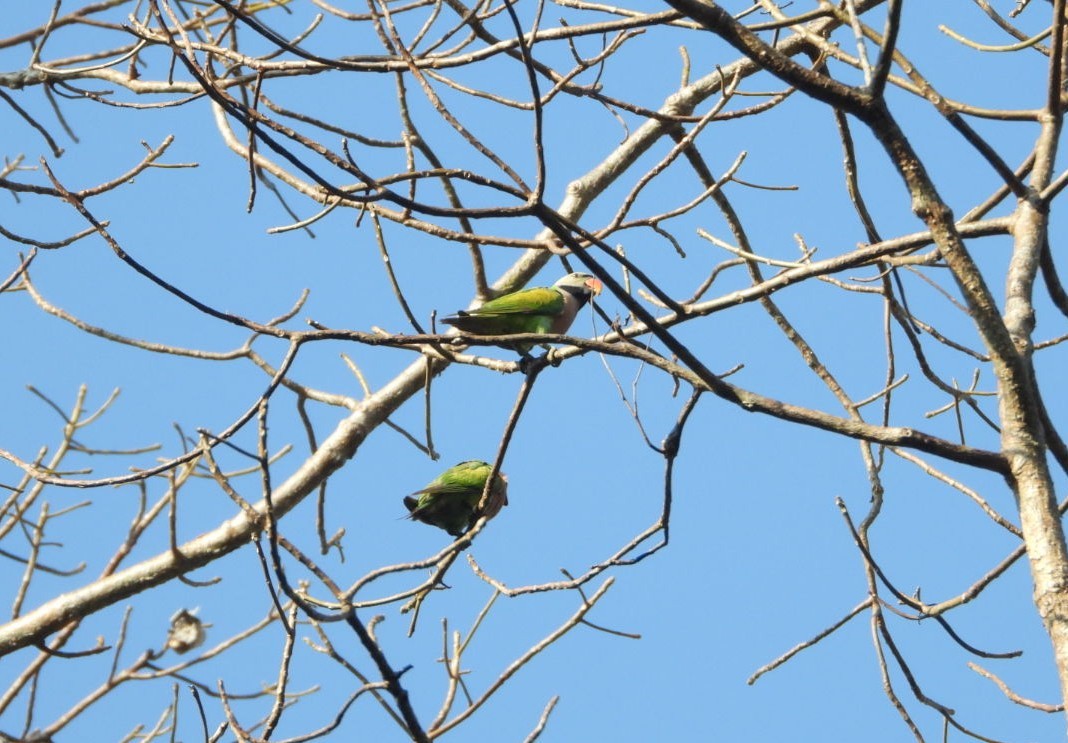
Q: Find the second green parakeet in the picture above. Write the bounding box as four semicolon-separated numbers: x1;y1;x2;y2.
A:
403;460;509;537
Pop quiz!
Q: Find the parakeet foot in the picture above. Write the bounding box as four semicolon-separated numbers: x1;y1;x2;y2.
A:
517;352;535;375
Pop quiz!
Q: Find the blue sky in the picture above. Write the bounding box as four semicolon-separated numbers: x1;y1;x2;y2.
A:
2;2;1067;741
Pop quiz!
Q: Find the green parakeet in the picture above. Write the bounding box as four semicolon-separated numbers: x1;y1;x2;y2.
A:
441;272;603;351
403;460;509;537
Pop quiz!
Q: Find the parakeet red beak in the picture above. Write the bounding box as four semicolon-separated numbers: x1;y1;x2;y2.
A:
586;277;603;296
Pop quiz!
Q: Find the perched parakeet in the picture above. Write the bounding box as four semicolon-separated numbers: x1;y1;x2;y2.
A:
403;460;509;537
441;273;603;352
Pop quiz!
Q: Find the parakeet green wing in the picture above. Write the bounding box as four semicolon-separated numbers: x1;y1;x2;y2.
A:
468;286;565;317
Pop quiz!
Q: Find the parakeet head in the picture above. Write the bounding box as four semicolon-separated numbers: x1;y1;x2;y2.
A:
554;272;603;297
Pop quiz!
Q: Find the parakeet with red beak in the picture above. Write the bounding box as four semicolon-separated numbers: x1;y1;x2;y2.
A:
441;272;603;351
403;460;509;537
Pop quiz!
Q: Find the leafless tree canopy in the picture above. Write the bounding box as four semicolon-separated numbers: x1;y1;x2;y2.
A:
2;0;1068;740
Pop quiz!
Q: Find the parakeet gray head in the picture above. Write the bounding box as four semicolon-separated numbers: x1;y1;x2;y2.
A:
553;272;603;300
